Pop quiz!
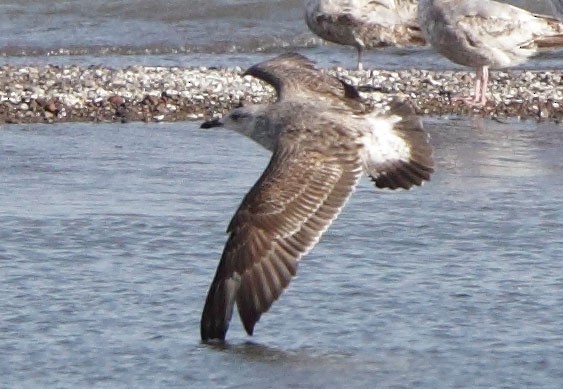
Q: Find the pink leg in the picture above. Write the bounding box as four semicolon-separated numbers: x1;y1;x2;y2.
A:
454;66;488;106
474;67;483;103
478;66;489;105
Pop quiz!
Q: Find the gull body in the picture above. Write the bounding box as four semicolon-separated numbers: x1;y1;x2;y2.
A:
305;0;425;70
418;0;563;105
200;53;434;341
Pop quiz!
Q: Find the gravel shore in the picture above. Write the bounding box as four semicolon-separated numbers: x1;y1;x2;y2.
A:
0;64;562;124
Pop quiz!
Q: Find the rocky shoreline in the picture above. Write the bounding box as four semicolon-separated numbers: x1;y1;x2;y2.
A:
0;64;562;124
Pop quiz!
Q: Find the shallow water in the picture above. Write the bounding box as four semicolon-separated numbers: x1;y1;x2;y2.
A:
0;0;561;70
1;118;562;387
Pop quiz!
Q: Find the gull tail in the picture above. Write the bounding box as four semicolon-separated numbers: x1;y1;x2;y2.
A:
362;100;434;190
200;266;240;341
534;33;563;48
530;16;563;48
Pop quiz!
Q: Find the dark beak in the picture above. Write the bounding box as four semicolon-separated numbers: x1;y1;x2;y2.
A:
200;118;223;129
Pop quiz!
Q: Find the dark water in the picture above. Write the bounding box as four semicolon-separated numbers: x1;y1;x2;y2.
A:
1;119;562;387
0;0;561;69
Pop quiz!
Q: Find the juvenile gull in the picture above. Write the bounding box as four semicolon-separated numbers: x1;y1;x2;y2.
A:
418;0;563;105
200;53;434;341
549;0;563;21
305;0;426;70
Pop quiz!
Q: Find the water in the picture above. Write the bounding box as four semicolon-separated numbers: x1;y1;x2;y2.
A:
0;0;561;69
1;119;562;387
1;0;563;387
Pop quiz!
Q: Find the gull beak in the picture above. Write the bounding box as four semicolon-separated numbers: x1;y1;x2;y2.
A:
200;118;223;129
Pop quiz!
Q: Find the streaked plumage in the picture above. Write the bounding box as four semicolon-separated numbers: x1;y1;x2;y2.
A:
200;53;434;341
418;0;563;105
305;0;426;70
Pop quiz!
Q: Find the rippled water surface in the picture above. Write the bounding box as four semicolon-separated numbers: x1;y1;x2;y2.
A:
0;0;561;69
1;118;562;387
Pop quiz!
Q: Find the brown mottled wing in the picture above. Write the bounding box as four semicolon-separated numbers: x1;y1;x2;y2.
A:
200;131;363;340
349;0;426;48
243;52;364;111
454;2;563;51
354;20;426;48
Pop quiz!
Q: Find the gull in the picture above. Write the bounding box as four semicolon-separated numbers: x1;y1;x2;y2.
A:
199;53;434;341
549;0;563;21
418;0;563;105
305;0;426;70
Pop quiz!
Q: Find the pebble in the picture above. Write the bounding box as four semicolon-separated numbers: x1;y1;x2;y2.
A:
0;64;562;124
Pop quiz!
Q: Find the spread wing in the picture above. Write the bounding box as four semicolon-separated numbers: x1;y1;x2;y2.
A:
201;130;363;340
243;52;364;111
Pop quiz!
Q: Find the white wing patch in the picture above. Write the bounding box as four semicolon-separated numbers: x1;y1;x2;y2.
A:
361;114;412;169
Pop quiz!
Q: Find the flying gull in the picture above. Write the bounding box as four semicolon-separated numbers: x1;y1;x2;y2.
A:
305;0;426;70
199;53;434;341
418;0;563;105
549;0;563;21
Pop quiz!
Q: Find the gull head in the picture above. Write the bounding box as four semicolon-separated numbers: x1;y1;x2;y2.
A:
200;105;260;130
201;104;277;150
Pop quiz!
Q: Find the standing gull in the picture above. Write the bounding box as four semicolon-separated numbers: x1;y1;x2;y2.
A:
305;0;426;70
200;53;434;341
549;0;563;21
418;0;563;105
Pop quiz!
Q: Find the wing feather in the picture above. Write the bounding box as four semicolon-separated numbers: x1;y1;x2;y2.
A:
243;53;364;111
201;136;363;340
361;101;434;190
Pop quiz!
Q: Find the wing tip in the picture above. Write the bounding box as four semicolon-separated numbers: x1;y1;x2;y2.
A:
200;324;228;342
200;269;241;341
370;160;434;190
200;300;230;341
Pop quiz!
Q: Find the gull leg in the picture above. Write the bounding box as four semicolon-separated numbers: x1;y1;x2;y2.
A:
474;66;483;104
453;66;487;106
479;66;489;105
356;47;363;71
352;31;366;71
